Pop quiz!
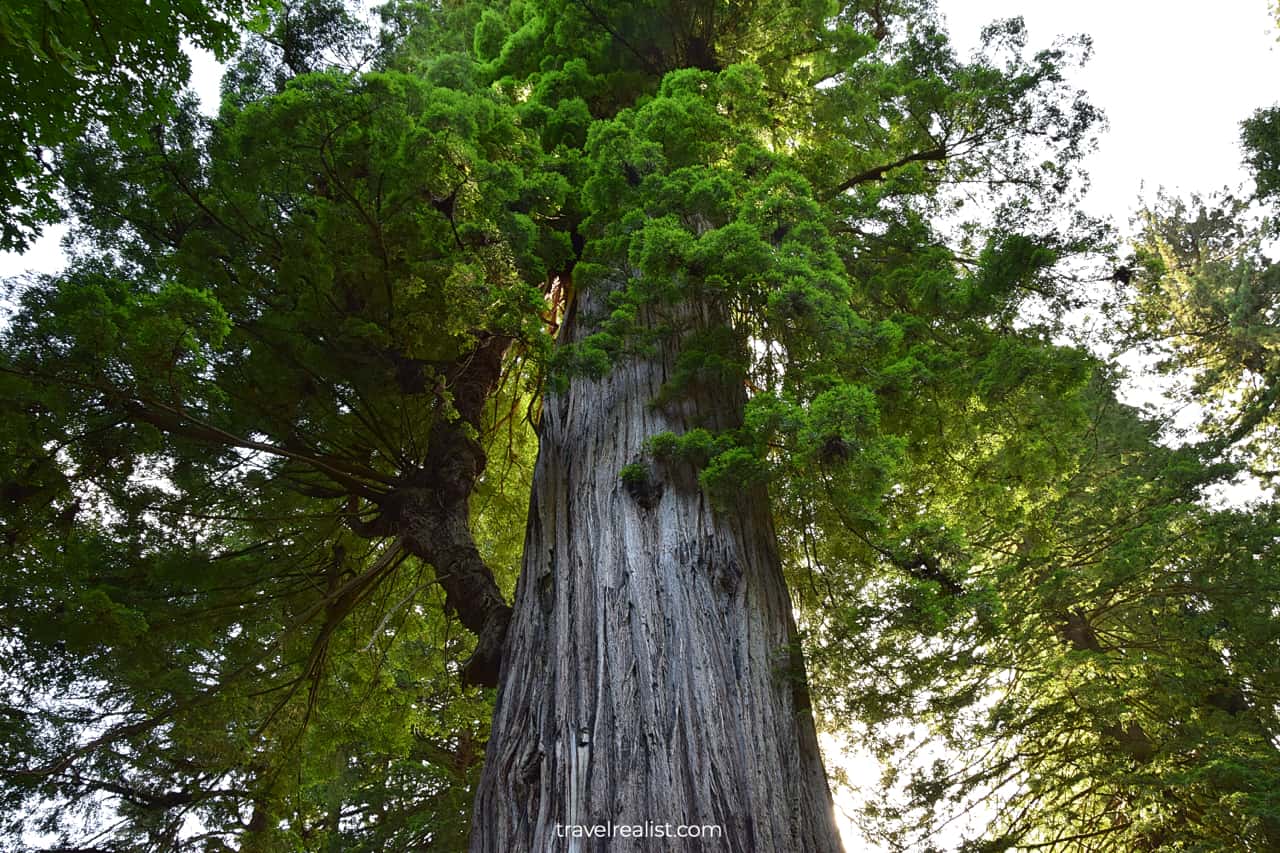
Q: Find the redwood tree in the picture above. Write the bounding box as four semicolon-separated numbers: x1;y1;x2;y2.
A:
465;4;1098;846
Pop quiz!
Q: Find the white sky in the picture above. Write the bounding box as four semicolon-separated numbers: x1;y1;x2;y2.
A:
942;0;1280;222
5;4;1280;851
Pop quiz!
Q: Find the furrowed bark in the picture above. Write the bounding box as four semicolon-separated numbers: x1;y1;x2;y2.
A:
471;293;843;851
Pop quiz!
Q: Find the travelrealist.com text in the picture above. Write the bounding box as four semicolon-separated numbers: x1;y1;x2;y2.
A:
553;822;724;839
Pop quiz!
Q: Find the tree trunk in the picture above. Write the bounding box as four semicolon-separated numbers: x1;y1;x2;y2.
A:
471;291;843;851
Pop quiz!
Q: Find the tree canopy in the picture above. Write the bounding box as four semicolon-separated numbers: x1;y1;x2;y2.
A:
1;1;1278;850
0;0;272;251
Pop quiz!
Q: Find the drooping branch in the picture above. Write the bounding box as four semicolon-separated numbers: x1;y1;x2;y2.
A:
119;397;397;497
63;774;248;811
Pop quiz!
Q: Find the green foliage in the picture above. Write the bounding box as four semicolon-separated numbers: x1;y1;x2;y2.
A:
1;8;548;845
618;461;648;486
1243;106;1280;203
1121;190;1280;476
0;0;267;250
1114;110;1280;482
803;355;1280;849
220;0;376;107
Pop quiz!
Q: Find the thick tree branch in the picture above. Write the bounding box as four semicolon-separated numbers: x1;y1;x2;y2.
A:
66;774;248;811
394;491;512;687
829;145;948;196
342;336;515;686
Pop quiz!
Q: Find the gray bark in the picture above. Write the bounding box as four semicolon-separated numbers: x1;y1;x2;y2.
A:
471;292;843;851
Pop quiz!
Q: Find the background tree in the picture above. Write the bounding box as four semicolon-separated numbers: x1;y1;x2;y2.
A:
1118;110;1280;482
812;363;1280;849
810;89;1280;852
2;4;550;844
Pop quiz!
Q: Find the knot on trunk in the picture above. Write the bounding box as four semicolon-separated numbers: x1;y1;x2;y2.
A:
619;462;663;511
1058;609;1105;652
1101;720;1157;763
